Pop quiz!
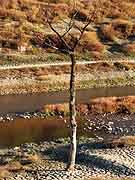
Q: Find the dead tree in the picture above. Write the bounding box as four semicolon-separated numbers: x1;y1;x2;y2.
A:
45;0;102;170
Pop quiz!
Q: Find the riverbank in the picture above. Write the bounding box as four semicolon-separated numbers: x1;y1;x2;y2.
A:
0;138;134;180
0;61;135;95
0;110;134;179
0;111;134;149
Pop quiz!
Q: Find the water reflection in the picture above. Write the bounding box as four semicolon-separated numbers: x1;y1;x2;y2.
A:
0;117;69;148
1;86;135;114
0;113;134;148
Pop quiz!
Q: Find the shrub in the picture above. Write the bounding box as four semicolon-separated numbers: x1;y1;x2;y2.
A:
112;19;133;38
100;19;135;41
122;43;135;55
0;0;18;9
80;32;104;53
44;34;61;48
0;8;26;20
31;32;45;47
102;0;135;18
70;9;89;22
90;97;118;113
31;32;63;51
101;23;118;41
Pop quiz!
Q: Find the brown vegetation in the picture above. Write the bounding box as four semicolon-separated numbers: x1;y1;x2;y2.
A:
122;43;135;55
100;19;135;41
90;96;135;113
119;136;135;146
80;32;104;53
0;0;135;57
41;96;135;114
0;169;10;180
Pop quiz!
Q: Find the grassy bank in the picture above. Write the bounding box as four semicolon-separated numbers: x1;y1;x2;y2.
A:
1;70;135;95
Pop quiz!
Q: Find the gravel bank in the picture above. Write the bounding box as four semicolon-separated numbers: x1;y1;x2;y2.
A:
0;139;134;180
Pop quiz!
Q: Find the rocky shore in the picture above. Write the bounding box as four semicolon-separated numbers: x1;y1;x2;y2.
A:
0;111;134;179
0;138;134;180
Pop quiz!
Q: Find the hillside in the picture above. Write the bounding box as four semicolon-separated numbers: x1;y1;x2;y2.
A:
0;0;135;63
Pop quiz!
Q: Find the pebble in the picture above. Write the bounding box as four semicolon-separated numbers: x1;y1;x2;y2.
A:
4;139;134;180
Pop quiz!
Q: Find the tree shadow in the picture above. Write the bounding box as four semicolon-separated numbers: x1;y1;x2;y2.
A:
42;143;69;163
42;142;135;176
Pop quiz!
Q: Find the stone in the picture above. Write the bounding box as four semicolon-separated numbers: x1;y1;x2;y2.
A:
20;158;33;165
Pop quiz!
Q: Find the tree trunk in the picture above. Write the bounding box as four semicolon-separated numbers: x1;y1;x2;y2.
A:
67;54;77;171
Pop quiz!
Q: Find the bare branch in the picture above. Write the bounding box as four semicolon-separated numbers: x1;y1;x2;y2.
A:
62;22;74;38
73;24;82;33
44;41;59;51
48;21;70;49
72;0;102;51
46;10;72;52
61;12;78;37
44;41;70;54
62;22;73;38
68;33;76;40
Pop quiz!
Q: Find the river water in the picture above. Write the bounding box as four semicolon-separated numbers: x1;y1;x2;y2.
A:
0;86;135;148
0;113;134;148
1;86;135;114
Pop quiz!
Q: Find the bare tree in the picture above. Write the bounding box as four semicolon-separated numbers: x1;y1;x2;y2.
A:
45;0;102;170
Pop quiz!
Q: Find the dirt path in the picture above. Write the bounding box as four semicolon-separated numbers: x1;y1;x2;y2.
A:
0;59;135;70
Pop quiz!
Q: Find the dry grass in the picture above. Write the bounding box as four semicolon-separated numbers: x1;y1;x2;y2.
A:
0;169;10;180
90;97;118;113
1;69;135;95
0;161;22;179
80;32;105;53
42;103;69;114
100;18;135;41
104;136;135;147
90;96;135;113
119;136;135;146
102;0;135;18
25;154;41;163
100;24;116;41
6;161;22;172
0;0;135;56
40;96;135;115
122;43;135;55
0;0;17;9
0;160;34;179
